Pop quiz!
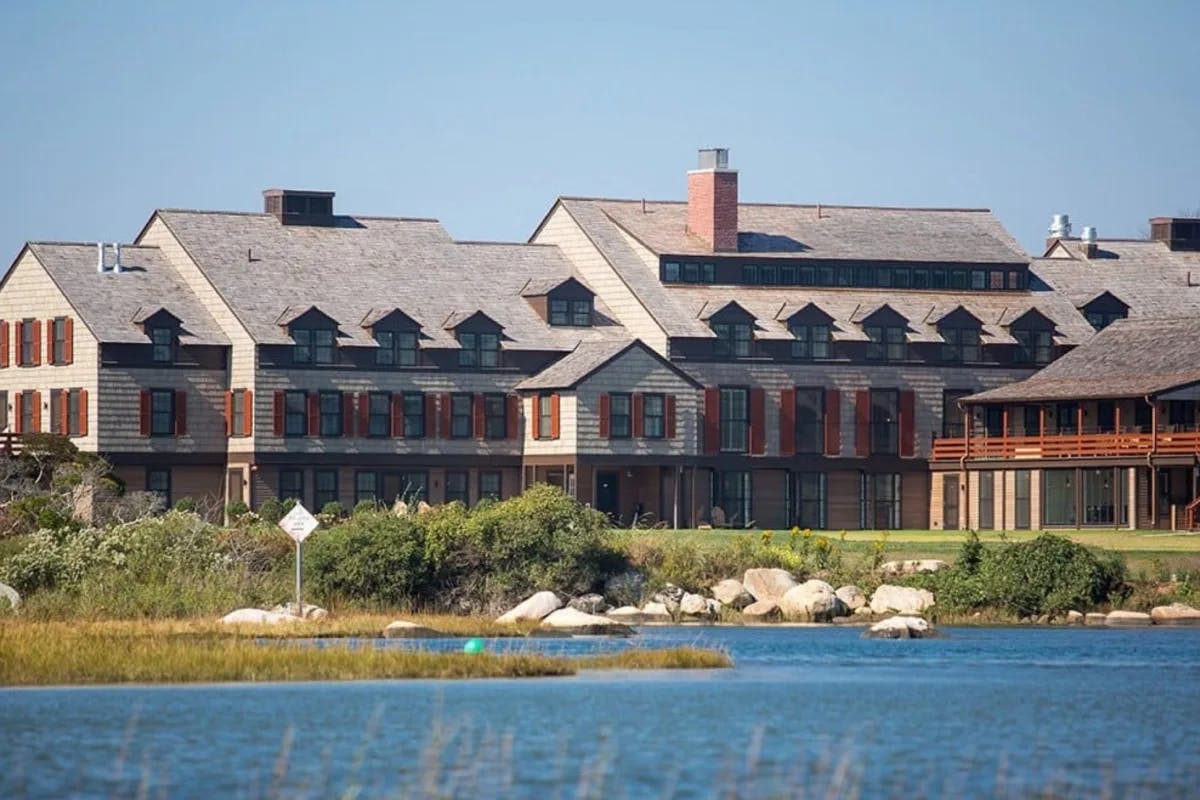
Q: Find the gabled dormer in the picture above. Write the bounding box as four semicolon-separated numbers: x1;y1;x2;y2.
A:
932;306;984;364
132;307;184;364
444;310;504;369
781;303;834;360
522;276;596;327
858;305;910;363
1005;308;1057;365
278;306;340;366
700;300;756;359
1078;291;1129;332
361;308;422;367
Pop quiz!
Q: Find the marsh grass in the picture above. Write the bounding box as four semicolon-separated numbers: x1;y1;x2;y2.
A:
0;619;730;685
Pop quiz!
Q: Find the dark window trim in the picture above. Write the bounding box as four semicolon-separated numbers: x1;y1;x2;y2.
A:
642;393;665;439
609;392;632;439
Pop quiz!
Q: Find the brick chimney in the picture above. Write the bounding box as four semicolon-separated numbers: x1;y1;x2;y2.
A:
687;148;738;252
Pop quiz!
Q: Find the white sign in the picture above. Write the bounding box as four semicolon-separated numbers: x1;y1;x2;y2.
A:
279;503;319;543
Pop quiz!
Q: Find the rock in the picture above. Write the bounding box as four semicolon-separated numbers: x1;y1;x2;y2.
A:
496;591;562;624
270;602;328;621
526;629;573;638
1085;612;1108;626
711;579;754;609
878;559;948;576
742;600;781;622
220;608;300;625
853;605;874;617
1150;603;1200;626
1066;610;1084;624
869;584;935;616
606;606;645;623
540;608;636;636
568;593;610;615
382;620;447;639
706;598;722;617
639;601;673;623
835;585;867;612
863;615;941;639
779;580;839;622
679;592;713;619
649;584;685;613
0;582;20;611
1105;610;1152;627
742;568;798;602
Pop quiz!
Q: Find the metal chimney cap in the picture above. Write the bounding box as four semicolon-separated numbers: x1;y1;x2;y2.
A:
1048;213;1072;238
1081;226;1098;244
697;148;730;170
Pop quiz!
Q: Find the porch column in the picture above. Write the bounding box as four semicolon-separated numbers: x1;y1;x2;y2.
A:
673;465;681;530
1001;407;1009;457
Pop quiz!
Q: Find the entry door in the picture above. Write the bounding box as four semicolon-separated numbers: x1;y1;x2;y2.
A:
943;474;960;530
596;471;620;522
225;469;243;507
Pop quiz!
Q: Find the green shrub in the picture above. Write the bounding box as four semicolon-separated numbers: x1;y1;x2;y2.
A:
225;501;249;521
257;497;285;525
303;513;428;606
320;501;346;519
173;497;197;514
353;499;380;517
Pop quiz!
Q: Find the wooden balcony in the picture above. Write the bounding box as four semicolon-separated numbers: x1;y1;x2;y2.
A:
930;428;1200;462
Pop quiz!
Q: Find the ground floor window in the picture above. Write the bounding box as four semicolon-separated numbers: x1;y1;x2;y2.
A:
279;469;304;503
713;471;752;527
1083;467;1127;525
314;469;339;510
1043;469;1076;526
861;473;901;530
479;471;501;503
445;471;469;505
396;471;428;504
978;471;995;530
794;472;826;529
1014;470;1031;529
147;468;171;508
355;471;378;506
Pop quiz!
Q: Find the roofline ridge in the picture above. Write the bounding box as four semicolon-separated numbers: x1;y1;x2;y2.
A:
29;240;159;249
564;197;995;213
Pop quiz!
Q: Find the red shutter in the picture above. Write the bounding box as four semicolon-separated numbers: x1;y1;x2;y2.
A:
749;387;766;455
31;320;41;366
550;394;561;440
703;388;719;455
779;388;797;457
855;389;870;457
273;391;285;436
78;389;88;436
506;394;518;439
824;389;841;456
899;389;916;457
59;390;69;435
531;396;541;439
64;318;73;365
342;393;356;437
46;319;54;364
391;393;404;437
13;321;22;366
665;395;677;439
31;391;41;433
357;393;370;437
224;391;233;436
174;390;187;436
0;321;8;368
426;393;439;438
439;393;451;438
598;393;611;439
242;389;253;436
11;392;21;434
632;393;644;438
307;393;320;436
472;394;485;439
139;389;151;436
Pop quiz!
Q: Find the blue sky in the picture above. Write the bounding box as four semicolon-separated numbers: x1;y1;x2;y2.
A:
2;0;1198;262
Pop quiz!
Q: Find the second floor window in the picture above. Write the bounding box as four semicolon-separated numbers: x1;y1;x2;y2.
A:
713;323;752;358
150;389;175;436
942;390;970;438
20;320;34;366
231;389;246;436
795;388;825;454
451;394;472;437
791;323;831;360
537;394;554;439
643;394;665;439
870;389;899;455
458;332;499;368
720;387;749;453
368;392;390;437
52;318;68;364
151;327;174;363
284;390;307;436
376;330;418;366
484;394;507;438
549;298;593;327
1013;329;1053;364
941;327;981;363
609;393;632;438
865;325;907;362
403;393;425;438
293;328;335;365
319;392;342;436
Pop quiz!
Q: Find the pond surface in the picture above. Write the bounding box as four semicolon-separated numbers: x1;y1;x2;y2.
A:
4;626;1200;799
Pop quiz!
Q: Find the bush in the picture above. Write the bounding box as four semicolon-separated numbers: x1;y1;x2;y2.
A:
225;501;249;521
303;513;427;607
320;501;346;520
353;500;380;517
173;497;197;514
257;498;285;525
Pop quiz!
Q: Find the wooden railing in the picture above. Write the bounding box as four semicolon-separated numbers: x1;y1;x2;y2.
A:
0;431;22;457
930;429;1200;462
1186;497;1200;531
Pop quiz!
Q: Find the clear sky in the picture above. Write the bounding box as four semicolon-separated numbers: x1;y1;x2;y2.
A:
2;0;1198;264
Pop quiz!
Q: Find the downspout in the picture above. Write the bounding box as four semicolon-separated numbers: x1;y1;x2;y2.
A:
959;402;971;530
1147;394;1157;526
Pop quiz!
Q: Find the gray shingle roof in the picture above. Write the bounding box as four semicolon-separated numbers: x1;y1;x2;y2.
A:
515;338;701;391
964;317;1200;403
23;243;229;345
150;210;626;351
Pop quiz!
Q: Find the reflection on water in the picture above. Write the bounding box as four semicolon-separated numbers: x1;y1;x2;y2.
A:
4;626;1200;799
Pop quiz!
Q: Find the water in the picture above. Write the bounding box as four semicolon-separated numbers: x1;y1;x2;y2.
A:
4;626;1200;799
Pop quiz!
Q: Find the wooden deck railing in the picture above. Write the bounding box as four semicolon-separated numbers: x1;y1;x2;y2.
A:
0;431;22;457
1185;497;1200;531
930;429;1200;462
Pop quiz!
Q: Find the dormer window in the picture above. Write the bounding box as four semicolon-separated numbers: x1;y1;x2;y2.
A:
1080;292;1129;332
865;325;906;362
1013;329;1053;364
549;298;593;327
150;327;175;363
791;322;831;360
293;328;335;365
712;322;752;358
940;326;981;363
459;332;499;368
376;330;418;366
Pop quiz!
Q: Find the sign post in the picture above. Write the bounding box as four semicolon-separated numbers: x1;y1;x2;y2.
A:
278;504;319;615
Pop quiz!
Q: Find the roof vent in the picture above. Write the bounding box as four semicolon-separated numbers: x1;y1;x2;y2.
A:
1048;213;1071;239
96;242;105;273
697;148;730;170
1081;226;1097;244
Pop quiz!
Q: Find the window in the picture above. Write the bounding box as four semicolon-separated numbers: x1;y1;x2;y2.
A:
985;406;1004;437
376;330;418;367
314;470;339;509
397;472;428;503
1167;400;1196;431
1013;329;1053;364
742;264;758;284
279;470;304;503
870;473;902;530
20;390;34;433
51;318;67;365
368;392;390;437
719;387;749;453
761;264;778;285
354;472;378;506
642;394;665;439
1083;467;1127;526
451;394;472;437
293;328;335;365
791;323;831;360
479;471;501;503
1056;403;1078;435
682;262;698;282
865;325;906;362
1023;405;1042;436
1043;469;1076;526
549;298;593;327
609;393;632;439
284;391;307;437
1014;470;1031;529
50;389;63;435
319;391;342;437
714;471;752;527
712;323;752;359
794;388;825;454
663;262;680;281
978;471;995;530
795;472;826;529
231;390;246;437
537;394;554;440
484;394;507;439
19;320;33;366
941;326;981;363
403;393;425;438
942;390;970;438
147;468;171;506
150;389;175;436
870;390;899;455
0;391;7;431
1084;308;1127;332
445;471;469;505
458;332;500;368
151;327;174;363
